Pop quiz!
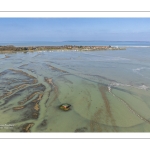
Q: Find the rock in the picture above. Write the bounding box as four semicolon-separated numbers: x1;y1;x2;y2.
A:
75;127;88;132
59;103;71;111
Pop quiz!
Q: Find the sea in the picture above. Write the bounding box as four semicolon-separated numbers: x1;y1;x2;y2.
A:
0;41;150;132
1;40;150;47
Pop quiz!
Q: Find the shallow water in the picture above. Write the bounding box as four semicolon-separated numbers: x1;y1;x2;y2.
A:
0;47;150;132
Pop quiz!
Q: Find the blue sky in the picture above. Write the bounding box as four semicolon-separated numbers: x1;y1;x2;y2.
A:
0;18;150;41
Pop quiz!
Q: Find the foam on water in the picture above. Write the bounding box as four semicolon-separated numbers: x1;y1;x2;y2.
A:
126;45;150;48
132;67;150;79
132;67;150;71
108;82;149;92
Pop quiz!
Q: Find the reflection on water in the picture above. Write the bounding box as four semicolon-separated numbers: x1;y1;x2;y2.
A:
0;48;150;132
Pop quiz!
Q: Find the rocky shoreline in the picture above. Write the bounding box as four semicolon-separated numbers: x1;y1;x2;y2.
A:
0;45;126;53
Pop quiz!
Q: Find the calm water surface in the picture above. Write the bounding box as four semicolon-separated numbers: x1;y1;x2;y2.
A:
0;47;150;132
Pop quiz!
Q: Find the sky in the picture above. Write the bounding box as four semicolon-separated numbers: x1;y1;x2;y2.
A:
0;18;150;42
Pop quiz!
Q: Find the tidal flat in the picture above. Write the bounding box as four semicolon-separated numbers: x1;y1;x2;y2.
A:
0;47;150;132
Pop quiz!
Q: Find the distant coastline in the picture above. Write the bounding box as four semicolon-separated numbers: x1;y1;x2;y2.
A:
0;45;126;53
1;41;150;47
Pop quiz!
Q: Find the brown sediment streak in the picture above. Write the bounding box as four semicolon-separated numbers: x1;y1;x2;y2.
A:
12;84;28;90
45;91;51;106
1;83;45;108
0;91;14;100
0;69;45;123
45;78;56;95
18;91;40;105
99;86;111;114
44;77;59;106
34;103;39;111
0;91;13;99
4;84;28;99
48;64;68;73
28;94;43;118
22;123;34;132
12;93;43;112
85;89;92;108
90;121;101;132
0;69;39;100
37;93;43;101
45;78;54;85
31;94;43;118
87;102;91;109
13;93;43;120
32;93;43;102
98;85;117;131
9;69;38;84
28;92;39;100
86;74;117;82
1;90;20;101
13;106;24;110
0;84;29;100
32;94;43;118
34;83;45;89
90;108;103;132
49;83;58;106
18;64;28;68
110;90;150;124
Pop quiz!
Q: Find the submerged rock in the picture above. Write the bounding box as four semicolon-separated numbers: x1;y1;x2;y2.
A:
59;103;71;111
75;127;88;132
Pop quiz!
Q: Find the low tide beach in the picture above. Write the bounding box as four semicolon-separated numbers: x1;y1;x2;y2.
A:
0;42;150;132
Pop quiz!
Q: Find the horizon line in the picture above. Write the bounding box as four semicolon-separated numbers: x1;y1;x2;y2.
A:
0;40;150;42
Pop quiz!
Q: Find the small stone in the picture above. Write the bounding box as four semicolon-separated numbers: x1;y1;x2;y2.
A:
59;103;71;111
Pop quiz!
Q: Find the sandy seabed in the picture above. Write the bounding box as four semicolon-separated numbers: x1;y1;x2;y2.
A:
0;49;150;132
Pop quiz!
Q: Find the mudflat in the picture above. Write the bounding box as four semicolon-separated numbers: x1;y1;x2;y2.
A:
0;47;150;132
